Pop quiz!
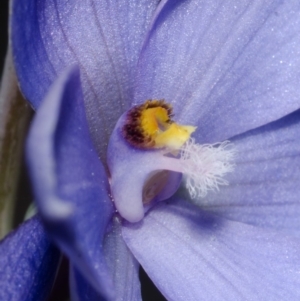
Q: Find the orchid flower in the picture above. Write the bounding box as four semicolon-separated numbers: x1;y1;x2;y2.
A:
1;0;300;300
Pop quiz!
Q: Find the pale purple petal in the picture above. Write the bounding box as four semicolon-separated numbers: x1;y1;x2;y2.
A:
103;217;142;301
26;67;114;299
123;198;300;301
135;0;300;142
0;216;60;301
12;0;160;161
199;109;300;237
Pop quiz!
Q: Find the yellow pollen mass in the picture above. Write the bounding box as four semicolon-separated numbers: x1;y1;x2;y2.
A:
154;123;196;149
123;100;196;149
140;106;170;136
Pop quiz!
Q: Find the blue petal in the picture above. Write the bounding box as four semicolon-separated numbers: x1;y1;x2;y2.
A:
135;0;300;142
26;67;114;299
70;267;105;301
0;216;60;301
70;217;142;301
12;0;160;161
123;197;300;301
199;109;300;237
103;217;142;301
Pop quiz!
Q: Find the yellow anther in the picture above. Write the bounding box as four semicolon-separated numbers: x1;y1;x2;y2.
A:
141;106;170;136
123;99;196;149
155;123;196;149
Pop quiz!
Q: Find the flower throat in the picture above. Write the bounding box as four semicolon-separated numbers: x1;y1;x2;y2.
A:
107;99;235;222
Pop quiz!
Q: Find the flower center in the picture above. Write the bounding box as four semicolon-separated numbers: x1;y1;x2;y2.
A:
107;99;235;222
122;100;196;149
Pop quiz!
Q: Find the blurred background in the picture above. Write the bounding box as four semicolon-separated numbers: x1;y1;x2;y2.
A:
0;1;167;300
0;0;9;75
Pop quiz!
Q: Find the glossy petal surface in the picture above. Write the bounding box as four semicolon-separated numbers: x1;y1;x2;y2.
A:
12;0;160;161
26;67;114;299
135;0;300;142
0;216;60;301
123;198;300;301
200;109;300;237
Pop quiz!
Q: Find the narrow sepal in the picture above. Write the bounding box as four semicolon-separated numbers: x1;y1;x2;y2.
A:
26;67;114;299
